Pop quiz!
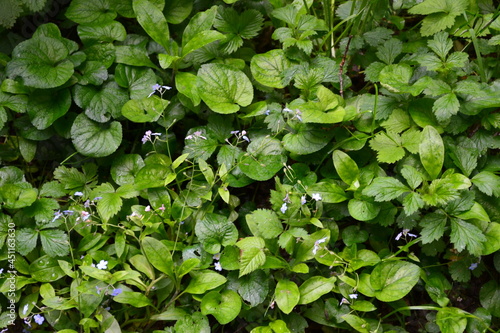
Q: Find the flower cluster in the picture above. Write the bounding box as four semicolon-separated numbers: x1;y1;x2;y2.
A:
142;130;162;144
148;83;172;97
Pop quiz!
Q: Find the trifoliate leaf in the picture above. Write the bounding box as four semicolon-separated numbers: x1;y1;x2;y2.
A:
197;63;253;114
450;218;486;255
428;31;453;60
245;209;283;239
433;93;459;124
409;0;469;36
420;179;460;206
7;36;74;89
369;131;405;163
420;211;447;244
215;7;263;53
472;171;500;197
363;177;410;201
24;198;59;223
71;114;122;157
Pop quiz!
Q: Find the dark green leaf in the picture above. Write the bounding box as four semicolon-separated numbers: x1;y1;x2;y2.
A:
420;211;447;244
133;0;170;48
195;213;238;254
71;114;122;157
419;126;444;179
73;82;128;122
371;261;420;302
141;237;174;278
239;136;286;181
40;229;70;257
28;89;71;130
66;0;117;24
201;290;241;325
450;218;486;256
77;21;127;44
363;177;410;201
16;228;38;256
184;271;227;294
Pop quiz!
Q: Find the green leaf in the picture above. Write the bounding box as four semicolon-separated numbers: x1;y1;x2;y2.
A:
300;87;345;124
250;49;292;89
133;0;170;48
379;64;424;96
239;136;286;181
236;237;266;277
141;237;174;278
351;301;377;312
307;181;347;203
195;213;238;254
380;109;411;133
164;0;192;24
342;314;370;333
420;211;447;243
24;198;59;223
298;276;336;305
197;63;253;114
0;183;38;209
332;150;359;185
110;154;145;185
409;0;469;36
369;131;405;163
184;271;227;294
71;114;122;157
66;0;117;24
229;270;269;307
472;171;500;197
419;126;444;179
7;36;74;89
30;255;65;282
115;45;158;69
16;228;38;256
182;127;219;160
450;218;486;256
201;290;241;325
371;261;421;302
433;93;459;124
348;199;380;221
122;96;169;123
376;38;403;65
363;177;410;201
182;30;225;57
182;6;217;48
436;307;467;333
480;280;500;317
40;229;69;257
97;191;122;222
114;64;157;99
175;72;201;105
73;82;128;122
174;313;210;333
77;21;127;44
482;222;500;255
113;291;153;308
401;165;425;190
246;209;283;239
275;279;300;314
28;88;71;130
282;123;335;155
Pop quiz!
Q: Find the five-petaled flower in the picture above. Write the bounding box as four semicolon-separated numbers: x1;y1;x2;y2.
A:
395;229;418;241
311;193;322;201
214;262;222;271
142;130;162;144
96;260;108;270
280;203;288;214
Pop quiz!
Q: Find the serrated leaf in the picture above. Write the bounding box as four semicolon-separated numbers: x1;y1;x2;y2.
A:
197;63;253;114
420;211;447;243
381;109;411;133
246;209;283;239
40;229;70;257
433;93;459;124
215;7;264;39
236;237;266;277
450;218;486;256
96;191;122;222
24;198;59;223
250;49;292;89
71;114;122;157
66;0;117;24
16;228;38;256
195;213;238;254
419;126;444;179
403;192;425;215
363;177;410;201
428;31;453;60
275;279;300;314
369;131;405;163
7;36;74;89
472;171;500;197
133;0;170;48
230;270;269;307
371;261;420;302
376;38;403;65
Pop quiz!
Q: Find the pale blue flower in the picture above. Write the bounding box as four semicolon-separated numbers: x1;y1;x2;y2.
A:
469;263;478;270
148;83;172;97
312;237;327;255
280;203;288;214
349;293;358;299
74;191;84;196
395;229;418;241
301;195;307;205
142;130;162;144
52;210;63;222
111;288;122;296
63;210;74;215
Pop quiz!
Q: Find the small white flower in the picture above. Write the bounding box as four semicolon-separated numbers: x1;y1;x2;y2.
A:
349;293;358;299
283;107;293;113
22;304;29;315
214;262;222;271
186;130;207;141
96;260;108;270
213;253;221;260
311;193;322;201
312;237;328;255
142;130;161;144
145;205;151;212
300;195;307;205
148;83;172;97
74;191;84;196
0;268;4;274
280;203;288;214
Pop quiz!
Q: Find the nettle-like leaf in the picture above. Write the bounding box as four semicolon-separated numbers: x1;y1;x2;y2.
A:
363;177;410;202
420;211;448;243
6;36;74;89
376;38;403;65
197;63;253;114
236;237;266;277
214;7;264;54
195;213;238;254
450;218;486;256
245;209;283;239
408;0;469;36
239;136;286;181
472;171;500;197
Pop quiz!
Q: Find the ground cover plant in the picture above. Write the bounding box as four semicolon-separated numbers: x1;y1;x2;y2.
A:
0;0;500;332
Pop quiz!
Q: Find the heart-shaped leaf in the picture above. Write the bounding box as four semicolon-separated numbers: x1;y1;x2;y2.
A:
71;114;122;157
371;261;420;302
201;290;241;324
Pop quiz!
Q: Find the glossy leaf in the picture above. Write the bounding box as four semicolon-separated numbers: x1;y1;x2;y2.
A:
122;96;169;123
332;150;359;185
133;0;170;48
275;279;300;314
184;271;227;294
201;290;241;324
371;261;420;302
71;114;122;157
113;291;153;308
298;276;336;304
141;237;174;278
250;49;292;88
419;126;444;179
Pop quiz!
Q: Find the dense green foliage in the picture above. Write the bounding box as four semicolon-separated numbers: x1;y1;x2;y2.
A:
0;0;500;332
